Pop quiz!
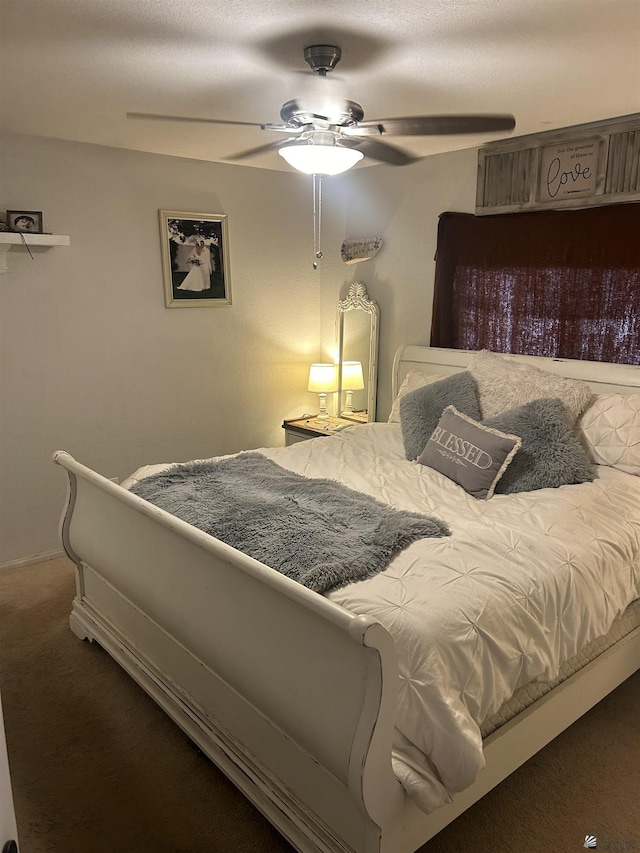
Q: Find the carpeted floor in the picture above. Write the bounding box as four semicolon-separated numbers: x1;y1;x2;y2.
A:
0;556;638;853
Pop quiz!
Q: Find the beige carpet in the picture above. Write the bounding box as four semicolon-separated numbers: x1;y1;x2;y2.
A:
0;556;638;853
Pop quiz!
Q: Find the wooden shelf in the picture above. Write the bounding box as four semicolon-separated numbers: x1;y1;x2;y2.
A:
0;233;70;272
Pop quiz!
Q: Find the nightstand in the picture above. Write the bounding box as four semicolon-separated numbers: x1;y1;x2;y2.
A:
282;416;360;446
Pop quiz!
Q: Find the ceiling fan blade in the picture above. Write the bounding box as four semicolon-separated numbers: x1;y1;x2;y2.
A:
224;138;300;162
126;111;265;128
346;114;516;137
342;137;417;167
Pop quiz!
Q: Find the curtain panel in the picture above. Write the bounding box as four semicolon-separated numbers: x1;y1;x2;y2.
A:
430;204;640;365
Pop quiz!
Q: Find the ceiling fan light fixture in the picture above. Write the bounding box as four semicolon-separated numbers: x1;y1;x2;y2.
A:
278;140;364;175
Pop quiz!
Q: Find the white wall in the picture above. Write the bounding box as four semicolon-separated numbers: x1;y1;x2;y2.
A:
0;134;478;565
320;148;478;420
0;134;329;564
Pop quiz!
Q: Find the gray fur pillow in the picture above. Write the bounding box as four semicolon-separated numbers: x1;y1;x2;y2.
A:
399;371;480;461
486;397;595;494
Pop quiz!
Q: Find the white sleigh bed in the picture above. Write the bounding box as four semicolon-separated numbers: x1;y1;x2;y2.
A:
54;346;640;853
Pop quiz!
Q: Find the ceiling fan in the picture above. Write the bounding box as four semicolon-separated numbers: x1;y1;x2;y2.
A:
127;44;516;174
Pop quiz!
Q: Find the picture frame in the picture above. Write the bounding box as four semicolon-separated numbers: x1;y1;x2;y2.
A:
159;210;232;307
7;210;44;234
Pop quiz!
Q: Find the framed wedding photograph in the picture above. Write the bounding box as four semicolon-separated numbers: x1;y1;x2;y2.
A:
7;210;44;233
159;210;232;308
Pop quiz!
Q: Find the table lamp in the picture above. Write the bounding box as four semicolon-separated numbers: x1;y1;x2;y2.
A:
340;361;364;416
308;363;338;419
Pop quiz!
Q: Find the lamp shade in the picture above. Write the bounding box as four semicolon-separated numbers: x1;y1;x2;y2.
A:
341;361;364;391
279;143;364;176
308;363;338;393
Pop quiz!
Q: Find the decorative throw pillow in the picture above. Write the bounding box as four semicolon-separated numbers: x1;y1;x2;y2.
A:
486;398;595;494
417;406;522;499
399;371;481;461
576;393;640;476
388;371;445;423
469;350;593;425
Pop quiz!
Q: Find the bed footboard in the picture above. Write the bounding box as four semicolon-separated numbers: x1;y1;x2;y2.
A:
54;451;405;853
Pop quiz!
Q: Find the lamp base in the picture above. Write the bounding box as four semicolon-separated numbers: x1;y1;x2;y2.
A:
317;392;329;419
340;389;355;417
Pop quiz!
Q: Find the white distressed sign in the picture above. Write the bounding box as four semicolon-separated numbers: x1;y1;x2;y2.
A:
538;138;600;202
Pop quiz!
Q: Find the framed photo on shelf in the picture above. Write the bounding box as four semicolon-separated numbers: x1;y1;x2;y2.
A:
7;210;43;233
159;210;232;308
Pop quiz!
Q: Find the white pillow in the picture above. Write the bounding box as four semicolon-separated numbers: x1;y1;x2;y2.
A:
576;393;640;475
388;371;444;423
469;350;593;424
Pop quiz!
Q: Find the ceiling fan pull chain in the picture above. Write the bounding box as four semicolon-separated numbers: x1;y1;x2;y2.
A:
312;173;324;269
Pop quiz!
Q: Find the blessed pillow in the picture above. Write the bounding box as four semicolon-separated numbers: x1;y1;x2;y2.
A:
486;397;595;494
388;371;445;423
399;371;481;461
418;406;521;499
576;393;640;476
470;350;593;425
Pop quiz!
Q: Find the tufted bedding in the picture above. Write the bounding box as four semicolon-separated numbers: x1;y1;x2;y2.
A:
125;419;640;815
480;596;640;737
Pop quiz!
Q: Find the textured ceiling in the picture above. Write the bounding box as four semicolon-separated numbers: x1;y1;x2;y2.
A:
1;0;639;172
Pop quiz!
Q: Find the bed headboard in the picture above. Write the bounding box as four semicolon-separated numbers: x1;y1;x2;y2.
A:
393;346;640;398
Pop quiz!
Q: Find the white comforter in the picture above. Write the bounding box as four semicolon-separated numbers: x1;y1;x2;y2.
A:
126;422;640;814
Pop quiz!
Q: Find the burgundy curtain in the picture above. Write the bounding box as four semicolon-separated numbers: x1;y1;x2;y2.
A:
430;204;640;365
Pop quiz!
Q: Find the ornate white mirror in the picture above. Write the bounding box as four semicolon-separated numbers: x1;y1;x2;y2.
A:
336;283;380;422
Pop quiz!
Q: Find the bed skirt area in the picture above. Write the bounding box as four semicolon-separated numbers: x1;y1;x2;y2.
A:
481;597;640;737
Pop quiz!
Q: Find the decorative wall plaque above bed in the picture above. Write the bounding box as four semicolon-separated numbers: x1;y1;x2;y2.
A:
476;113;640;215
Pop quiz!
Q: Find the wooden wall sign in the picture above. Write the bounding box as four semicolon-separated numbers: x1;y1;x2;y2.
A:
476;114;640;215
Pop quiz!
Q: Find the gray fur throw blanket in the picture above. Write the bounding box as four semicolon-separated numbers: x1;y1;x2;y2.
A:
129;452;450;593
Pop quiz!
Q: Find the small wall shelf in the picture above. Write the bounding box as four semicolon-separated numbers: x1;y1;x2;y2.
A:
0;233;70;272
